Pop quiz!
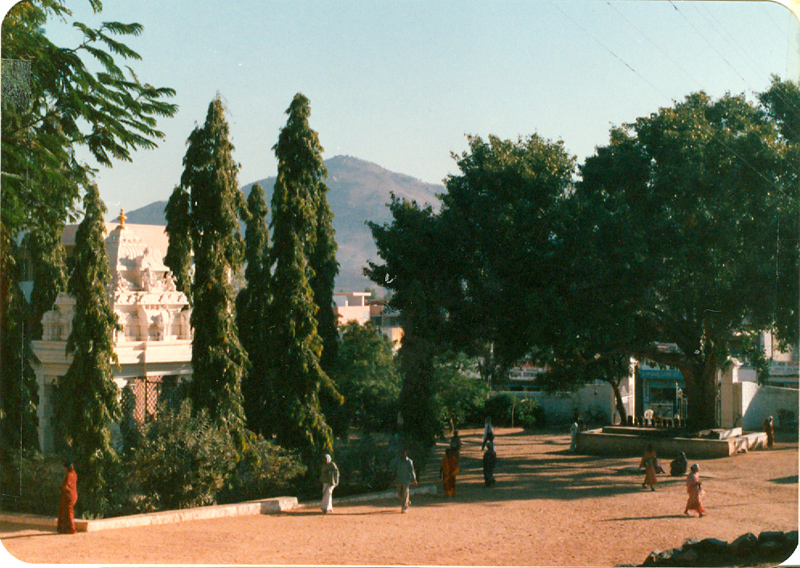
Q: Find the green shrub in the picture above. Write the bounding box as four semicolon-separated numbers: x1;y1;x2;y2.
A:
333;433;397;496
0;451;63;516
124;399;239;512
484;393;515;426
513;397;546;429
217;431;306;504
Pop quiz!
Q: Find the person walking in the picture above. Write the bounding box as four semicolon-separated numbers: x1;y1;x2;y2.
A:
439;448;459;497
570;421;579;453
396;450;417;513
684;463;705;517
57;462;78;534
482;441;497;487
639;444;658;491
481;416;494;450
449;429;462;459
319;454;339;514
763;416;775;448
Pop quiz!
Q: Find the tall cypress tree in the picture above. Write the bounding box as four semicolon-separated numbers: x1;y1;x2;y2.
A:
180;95;247;429
268;93;340;463
236;183;273;436
164;184;194;302
0;233;39;460
57;184;121;513
309;191;339;375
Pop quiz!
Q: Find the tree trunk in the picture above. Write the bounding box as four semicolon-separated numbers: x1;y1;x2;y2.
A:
608;379;628;425
683;360;719;432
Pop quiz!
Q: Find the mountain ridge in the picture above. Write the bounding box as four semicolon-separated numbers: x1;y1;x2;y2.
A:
120;155;443;291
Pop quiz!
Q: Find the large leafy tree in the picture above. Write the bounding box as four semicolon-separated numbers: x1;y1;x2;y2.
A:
1;0;177;237
55;184;121;514
366;197;452;444
179;95;248;430
267;93;340;463
367;135;575;442
0;0;176;453
236;183;273;436
437;134;576;376
575;88;799;430
330;321;401;435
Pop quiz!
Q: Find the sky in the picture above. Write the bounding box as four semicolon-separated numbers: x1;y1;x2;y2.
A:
18;0;800;213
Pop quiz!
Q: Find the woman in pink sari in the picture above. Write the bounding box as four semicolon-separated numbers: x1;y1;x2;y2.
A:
684;463;705;517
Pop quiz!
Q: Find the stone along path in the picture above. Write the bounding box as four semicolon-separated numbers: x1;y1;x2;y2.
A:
1;428;797;566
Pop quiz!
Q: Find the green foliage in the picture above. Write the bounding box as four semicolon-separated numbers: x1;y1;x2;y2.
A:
366;197;451;445
56;185;121;515
125;400;238;511
330;322;401;435
432;353;488;430
217;431;306;505
1;0;177;238
237;184;274;437
575;88;798;430
267;93;340;465
0;234;39;458
1;0;175;471
180;95;248;430
513;396;546;430
483;393;515;427
164;185;193;301
332;434;397;495
0;451;63;516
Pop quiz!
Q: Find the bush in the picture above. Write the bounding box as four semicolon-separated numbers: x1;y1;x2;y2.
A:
0;451;63;516
217;431;306;504
484;393;515;426
123;399;239;512
513;397;546;429
333;433;397;496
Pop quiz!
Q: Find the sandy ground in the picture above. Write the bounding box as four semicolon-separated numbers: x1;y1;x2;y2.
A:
1;428;797;567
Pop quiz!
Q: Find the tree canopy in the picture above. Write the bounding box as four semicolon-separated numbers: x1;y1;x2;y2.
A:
368;83;799;432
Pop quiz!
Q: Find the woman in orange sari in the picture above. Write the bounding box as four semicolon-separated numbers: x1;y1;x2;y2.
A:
639;444;658;491
57;462;78;534
684;463;705;517
439;448;459;497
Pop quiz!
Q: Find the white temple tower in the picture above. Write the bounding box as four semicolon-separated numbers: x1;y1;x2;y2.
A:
32;211;193;453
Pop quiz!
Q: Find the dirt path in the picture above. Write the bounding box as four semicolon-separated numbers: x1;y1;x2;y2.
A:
1;428;797;566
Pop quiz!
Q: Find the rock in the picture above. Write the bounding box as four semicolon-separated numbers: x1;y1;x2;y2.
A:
730;532;758;554
642;550;661;566
671;548;699;566
696;538;728;554
786;530;798;548
681;538;701;550
757;540;785;557
758;530;786;544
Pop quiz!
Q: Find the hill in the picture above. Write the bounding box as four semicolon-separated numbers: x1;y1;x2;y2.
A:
121;155;443;291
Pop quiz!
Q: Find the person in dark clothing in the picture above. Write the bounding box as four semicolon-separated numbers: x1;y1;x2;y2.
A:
482;442;497;487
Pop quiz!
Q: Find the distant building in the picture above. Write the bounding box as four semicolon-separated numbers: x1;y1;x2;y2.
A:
333;292;372;326
332;292;404;350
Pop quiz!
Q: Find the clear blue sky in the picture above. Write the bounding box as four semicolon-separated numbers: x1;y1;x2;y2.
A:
21;0;800;212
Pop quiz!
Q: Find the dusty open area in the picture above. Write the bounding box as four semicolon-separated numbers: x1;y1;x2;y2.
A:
1;428;797;566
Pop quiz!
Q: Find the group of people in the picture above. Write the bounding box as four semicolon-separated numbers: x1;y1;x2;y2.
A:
319;448;418;514
439;418;499;497
639;444;704;517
